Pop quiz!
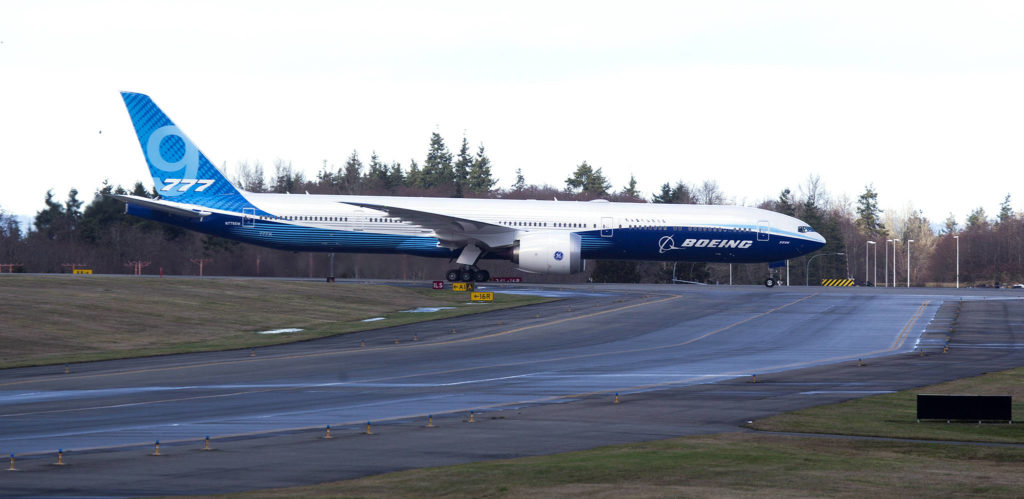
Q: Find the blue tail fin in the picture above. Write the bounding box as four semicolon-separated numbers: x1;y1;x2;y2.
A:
121;92;249;211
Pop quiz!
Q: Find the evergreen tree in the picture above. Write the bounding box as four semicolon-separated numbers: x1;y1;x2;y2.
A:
512;168;526;192
32;188;83;243
365;152;390;191
316;159;337;191
466;144;496;194
65;188;83;223
776;188;796;216
405;159;423;189
652;181;693;204
422;132;454;188
966;207;988;230
131;181;156;199
565;161;610;195
80;181;130;244
855;184;886;236
653;183;674;204
34;190;66;240
621;174;640;199
387;161;404;190
453;136;472;196
341;150;363;194
997;194;1013;226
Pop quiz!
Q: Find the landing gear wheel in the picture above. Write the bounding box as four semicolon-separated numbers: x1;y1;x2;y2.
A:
445;269;460;282
765;278;776;288
476;269;490;282
460;269;476;282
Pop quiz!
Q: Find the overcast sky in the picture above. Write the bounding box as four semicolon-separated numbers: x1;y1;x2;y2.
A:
3;1;1023;227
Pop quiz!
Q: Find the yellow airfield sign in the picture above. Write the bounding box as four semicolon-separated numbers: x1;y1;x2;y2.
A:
470;292;494;302
452;282;474;292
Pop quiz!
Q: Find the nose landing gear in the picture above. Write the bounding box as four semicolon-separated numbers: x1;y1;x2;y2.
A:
445;266;489;282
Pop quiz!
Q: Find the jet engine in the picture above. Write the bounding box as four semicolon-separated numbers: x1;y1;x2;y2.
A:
512;232;583;274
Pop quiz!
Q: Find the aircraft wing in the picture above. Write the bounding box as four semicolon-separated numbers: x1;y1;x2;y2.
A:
339;201;514;250
110;194;213;219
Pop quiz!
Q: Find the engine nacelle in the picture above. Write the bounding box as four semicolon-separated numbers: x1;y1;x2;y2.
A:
512;232;583;274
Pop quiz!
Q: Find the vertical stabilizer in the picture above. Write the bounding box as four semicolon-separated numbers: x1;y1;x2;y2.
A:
120;92;249;211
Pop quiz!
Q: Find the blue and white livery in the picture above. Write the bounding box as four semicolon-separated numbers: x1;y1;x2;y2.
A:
116;92;825;286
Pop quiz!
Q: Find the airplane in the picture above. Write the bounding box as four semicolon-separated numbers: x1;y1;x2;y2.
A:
115;92;825;287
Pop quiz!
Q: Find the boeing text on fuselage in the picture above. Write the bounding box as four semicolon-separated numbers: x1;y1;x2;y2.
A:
658;235;754;254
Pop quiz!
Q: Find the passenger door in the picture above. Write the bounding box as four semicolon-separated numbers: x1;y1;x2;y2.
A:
601;217;614;237
757;220;770;241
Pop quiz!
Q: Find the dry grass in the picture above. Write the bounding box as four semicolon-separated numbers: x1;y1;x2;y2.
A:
0;274;551;368
205;432;1024;498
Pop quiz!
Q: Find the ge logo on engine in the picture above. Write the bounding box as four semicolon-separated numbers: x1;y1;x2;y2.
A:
553;251;564;261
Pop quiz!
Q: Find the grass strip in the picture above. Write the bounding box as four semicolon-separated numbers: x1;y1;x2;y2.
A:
0;274;553;369
204;432;1024;498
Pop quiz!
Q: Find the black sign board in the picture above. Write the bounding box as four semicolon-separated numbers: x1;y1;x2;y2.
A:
917;394;1012;422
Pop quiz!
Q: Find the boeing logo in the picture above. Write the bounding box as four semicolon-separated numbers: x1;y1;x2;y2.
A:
146;125;200;197
659;235;754;254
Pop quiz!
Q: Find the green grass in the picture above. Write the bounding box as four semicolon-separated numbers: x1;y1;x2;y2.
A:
0;274;553;368
748;367;1024;443
208;433;1024;498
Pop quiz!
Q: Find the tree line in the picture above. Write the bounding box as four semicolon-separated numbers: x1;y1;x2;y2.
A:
1;130;1021;286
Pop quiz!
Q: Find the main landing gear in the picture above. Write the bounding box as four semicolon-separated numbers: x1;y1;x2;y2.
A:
764;277;777;288
445;266;490;282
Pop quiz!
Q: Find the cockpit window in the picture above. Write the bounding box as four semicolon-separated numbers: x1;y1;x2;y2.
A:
798;226;815;233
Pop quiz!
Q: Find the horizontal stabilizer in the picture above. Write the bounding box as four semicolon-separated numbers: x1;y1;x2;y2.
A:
109;194;212;219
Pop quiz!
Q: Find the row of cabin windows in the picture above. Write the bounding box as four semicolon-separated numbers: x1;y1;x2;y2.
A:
625;224;754;233
501;221;596;228
259;215;351;222
259;215;406;223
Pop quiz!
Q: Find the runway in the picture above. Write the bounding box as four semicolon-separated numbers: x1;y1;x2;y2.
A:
1;284;1022;496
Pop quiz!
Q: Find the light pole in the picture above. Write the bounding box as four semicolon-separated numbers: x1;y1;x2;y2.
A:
865;240;869;285
953;235;960;289
906;239;914;287
868;240;876;286
885;239;891;287
892;238;900;288
806;252;846;286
